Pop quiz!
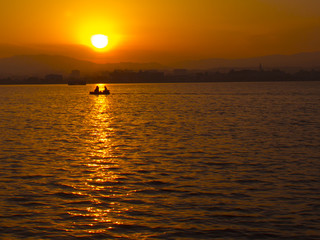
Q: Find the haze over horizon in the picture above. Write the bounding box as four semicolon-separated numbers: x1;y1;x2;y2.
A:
1;0;320;64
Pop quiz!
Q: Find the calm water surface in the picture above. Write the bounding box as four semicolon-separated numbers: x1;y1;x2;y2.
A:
0;82;319;239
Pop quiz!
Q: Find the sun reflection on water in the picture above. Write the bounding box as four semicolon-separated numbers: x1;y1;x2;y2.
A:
65;89;134;233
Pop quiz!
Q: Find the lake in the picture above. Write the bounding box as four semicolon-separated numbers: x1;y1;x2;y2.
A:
0;82;319;239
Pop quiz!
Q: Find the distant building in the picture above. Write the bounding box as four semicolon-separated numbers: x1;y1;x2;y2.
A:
26;77;40;84
109;70;164;83
45;74;63;83
259;64;263;72
173;69;188;75
68;70;86;85
70;70;81;79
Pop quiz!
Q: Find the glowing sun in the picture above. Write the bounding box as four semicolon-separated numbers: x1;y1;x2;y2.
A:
91;34;108;49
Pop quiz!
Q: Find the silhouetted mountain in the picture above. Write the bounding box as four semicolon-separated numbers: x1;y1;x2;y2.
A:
175;51;320;70
1;51;320;78
0;55;97;76
0;55;166;77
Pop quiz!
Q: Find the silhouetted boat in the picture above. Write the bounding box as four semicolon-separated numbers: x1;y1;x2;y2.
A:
89;90;110;95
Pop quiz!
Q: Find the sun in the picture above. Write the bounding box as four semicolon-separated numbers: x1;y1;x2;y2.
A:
91;34;109;49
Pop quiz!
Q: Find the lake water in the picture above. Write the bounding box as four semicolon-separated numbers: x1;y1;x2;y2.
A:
0;82;319;239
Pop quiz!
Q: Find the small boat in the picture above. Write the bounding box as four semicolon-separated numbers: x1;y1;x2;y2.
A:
89;90;110;95
90;86;110;95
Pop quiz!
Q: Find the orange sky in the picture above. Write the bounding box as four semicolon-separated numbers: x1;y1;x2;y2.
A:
1;0;320;63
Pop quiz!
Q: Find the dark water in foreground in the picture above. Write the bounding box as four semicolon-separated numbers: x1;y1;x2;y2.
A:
0;82;319;239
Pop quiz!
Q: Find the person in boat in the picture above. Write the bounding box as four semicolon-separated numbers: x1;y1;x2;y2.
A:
94;86;100;93
103;86;109;93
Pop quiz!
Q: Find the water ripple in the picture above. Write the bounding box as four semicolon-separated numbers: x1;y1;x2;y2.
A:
0;83;319;239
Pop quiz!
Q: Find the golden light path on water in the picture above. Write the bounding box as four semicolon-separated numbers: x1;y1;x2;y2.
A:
66;88;133;235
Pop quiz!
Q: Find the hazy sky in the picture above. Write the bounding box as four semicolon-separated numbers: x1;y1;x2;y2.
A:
1;0;320;63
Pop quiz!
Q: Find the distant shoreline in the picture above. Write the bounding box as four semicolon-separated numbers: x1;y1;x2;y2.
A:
1;68;319;85
1;79;319;85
